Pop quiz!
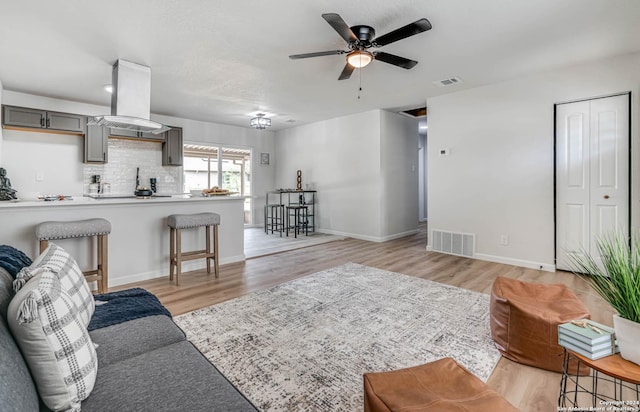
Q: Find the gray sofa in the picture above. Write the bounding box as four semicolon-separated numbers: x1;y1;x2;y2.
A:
0;266;257;412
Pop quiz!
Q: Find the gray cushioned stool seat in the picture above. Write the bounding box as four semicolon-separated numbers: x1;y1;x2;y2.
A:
167;212;220;229
36;218;112;240
82;340;257;412
167;213;220;285
36;218;111;294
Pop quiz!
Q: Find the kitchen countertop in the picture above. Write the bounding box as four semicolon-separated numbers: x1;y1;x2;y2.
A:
0;194;246;208
0;193;246;288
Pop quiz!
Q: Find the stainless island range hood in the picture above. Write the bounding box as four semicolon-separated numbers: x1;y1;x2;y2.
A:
90;59;170;134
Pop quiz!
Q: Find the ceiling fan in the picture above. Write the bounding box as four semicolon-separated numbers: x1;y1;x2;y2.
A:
289;13;432;80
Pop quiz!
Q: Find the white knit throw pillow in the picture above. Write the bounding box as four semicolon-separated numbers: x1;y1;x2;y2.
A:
8;270;98;412
15;243;94;327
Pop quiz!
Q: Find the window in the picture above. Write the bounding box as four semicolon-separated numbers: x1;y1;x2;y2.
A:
183;145;218;190
220;147;251;195
183;144;252;224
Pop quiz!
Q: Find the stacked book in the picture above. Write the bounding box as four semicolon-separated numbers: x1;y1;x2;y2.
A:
558;319;619;360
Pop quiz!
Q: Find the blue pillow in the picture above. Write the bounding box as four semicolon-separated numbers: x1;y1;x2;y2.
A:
89;288;171;331
0;245;32;278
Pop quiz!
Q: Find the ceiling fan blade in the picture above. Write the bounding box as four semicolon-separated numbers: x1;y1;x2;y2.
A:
289;50;346;59
322;13;358;43
373;52;418;69
373;18;432;47
338;63;355;80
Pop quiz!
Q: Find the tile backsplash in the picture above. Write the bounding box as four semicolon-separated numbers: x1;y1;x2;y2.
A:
83;139;182;195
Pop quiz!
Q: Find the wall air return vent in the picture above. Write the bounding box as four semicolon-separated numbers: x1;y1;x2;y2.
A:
431;230;475;258
433;76;462;87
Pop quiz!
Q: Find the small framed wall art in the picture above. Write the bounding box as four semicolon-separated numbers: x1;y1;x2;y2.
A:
260;152;270;165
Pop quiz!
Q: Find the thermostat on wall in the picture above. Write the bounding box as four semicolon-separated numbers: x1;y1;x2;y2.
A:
439;148;450;156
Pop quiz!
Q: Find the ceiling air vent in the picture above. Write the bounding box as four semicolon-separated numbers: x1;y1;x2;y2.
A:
433;76;462;87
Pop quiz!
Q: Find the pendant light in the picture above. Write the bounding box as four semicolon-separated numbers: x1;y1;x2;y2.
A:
250;113;271;130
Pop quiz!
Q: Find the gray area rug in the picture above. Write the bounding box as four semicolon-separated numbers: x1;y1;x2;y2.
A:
175;263;501;411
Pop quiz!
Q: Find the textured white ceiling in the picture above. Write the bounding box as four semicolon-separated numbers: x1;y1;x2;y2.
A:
1;0;639;130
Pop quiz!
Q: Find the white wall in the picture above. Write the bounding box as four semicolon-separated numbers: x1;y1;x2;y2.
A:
2;131;184;197
275;109;419;241
380;110;419;239
3;130;85;195
275;110;382;240
0;80;3;165
1;91;276;224
418;134;428;221
2;90;96;195
427;51;640;271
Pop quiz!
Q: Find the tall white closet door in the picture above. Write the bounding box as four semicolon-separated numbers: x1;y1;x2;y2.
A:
555;94;629;271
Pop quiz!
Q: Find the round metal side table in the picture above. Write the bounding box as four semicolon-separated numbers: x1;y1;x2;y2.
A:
559;349;640;411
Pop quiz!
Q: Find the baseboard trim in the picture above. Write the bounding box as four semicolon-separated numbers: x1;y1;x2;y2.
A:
109;254;246;287
317;229;379;242
317;228;419;243
379;229;420;242
473;253;555;272
426;245;555;272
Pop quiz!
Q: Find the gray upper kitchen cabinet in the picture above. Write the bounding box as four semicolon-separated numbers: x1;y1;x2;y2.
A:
109;128;165;141
47;111;86;132
140;130;164;140
162;127;183;166
108;128;139;138
2;106;46;129
84;124;108;163
2;105;85;133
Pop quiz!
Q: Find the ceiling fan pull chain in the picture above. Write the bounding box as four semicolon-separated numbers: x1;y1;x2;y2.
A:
358;68;363;100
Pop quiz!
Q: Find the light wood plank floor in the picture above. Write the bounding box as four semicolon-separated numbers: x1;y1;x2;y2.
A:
120;223;614;412
244;227;345;258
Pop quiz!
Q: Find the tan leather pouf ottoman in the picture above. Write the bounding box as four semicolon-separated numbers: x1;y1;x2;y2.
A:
363;358;518;412
490;276;591;374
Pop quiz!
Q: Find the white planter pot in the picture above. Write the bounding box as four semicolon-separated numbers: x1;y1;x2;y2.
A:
613;314;640;365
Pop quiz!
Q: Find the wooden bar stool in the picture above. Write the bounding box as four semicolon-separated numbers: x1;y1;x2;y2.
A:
35;218;111;293
167;212;220;286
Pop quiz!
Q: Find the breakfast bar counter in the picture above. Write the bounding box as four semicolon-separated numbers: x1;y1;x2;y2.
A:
0;195;245;287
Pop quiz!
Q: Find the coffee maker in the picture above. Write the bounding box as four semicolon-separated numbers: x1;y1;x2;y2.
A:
89;175;101;194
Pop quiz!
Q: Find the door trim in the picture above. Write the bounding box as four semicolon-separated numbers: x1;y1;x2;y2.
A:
553;91;632;269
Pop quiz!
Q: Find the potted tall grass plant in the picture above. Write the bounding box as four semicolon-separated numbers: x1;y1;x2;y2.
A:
568;232;640;365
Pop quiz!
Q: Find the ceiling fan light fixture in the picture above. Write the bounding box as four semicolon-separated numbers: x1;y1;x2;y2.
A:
250;113;272;129
346;50;373;68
